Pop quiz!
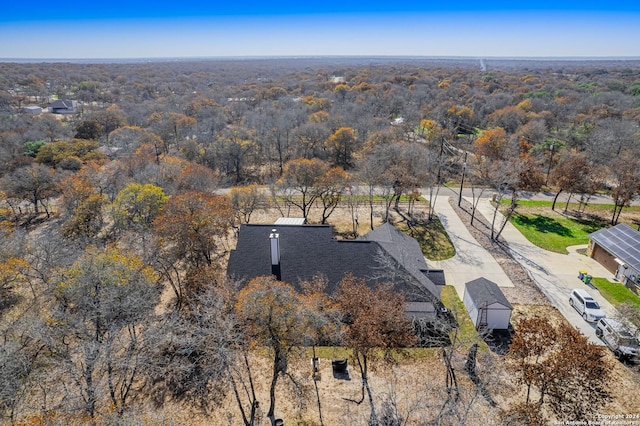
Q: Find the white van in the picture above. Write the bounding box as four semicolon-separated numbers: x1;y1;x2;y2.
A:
569;289;606;322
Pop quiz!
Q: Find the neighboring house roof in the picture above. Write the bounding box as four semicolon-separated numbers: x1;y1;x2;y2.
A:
464;278;512;309
227;223;442;304
591;224;640;272
49;99;74;108
49;99;77;113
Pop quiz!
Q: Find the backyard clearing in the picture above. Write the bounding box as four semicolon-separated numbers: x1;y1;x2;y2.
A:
142;305;640;425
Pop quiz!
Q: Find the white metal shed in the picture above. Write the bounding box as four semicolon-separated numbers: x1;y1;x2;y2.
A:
23;106;42;114
463;278;513;330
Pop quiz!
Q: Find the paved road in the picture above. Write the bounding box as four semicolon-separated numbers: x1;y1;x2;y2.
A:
444;185;639;206
431;193;617;344
220;184;639;210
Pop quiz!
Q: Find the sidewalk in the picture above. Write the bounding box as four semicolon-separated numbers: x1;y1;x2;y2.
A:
429;196;514;301
472;197;615;343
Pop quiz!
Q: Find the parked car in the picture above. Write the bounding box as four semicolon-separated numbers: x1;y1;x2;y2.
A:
596;318;640;361
569;289;606;322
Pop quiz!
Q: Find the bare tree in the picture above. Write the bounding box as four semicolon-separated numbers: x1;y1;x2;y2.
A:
549;153;599;212
360;142;437;225
0;313;41;423
334;275;417;425
276;158;329;222
236;276;315;426
358;153;396;228
144;281;240;415
317;167;351;224
42;247;160;417
507;316;612;420
230;184;269;224
2;163;58;218
476;158;517;241
608;151;640;225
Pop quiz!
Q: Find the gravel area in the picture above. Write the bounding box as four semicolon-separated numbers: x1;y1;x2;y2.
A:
448;197;550;306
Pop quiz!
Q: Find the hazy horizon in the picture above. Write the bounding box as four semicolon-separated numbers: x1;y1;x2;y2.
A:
2;55;640;64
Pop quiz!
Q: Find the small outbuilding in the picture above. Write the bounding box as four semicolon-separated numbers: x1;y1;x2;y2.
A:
23;106;42;115
463;278;513;331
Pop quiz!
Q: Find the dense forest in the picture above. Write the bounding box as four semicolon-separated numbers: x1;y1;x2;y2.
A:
1;58;640;425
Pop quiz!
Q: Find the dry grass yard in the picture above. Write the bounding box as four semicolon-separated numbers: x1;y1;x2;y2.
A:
130;306;640;426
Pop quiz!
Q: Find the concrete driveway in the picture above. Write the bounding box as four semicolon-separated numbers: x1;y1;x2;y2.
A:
429;195;514;301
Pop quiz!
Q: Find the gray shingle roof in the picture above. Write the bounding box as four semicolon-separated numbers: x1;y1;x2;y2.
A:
591;224;640;272
465;278;512;309
360;223;428;272
359;222;441;300
49;99;75;109
227;223;442;303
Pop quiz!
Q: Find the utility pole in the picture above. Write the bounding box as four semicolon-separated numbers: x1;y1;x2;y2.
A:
436;136;445;185
458;152;467;207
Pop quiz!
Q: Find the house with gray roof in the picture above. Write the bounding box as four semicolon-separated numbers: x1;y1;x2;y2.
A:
589;223;640;291
48;99;78;114
227;222;445;319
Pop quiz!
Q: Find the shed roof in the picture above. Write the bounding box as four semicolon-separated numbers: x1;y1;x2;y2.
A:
465;278;512;309
591;224;640;272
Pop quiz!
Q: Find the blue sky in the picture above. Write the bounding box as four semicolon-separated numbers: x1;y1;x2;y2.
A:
1;1;639;59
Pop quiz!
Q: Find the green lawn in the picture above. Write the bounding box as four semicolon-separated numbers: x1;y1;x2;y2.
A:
509;211;602;254
501;198;640;213
591;277;640;309
397;218;456;261
440;286;487;350
501;198;640;253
